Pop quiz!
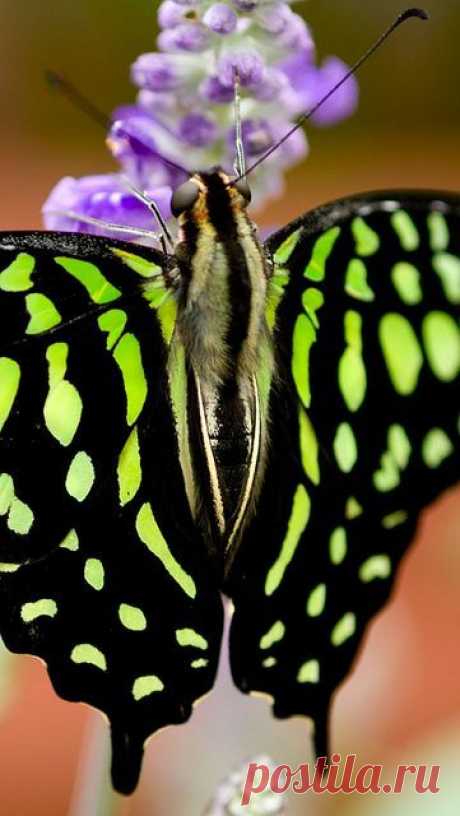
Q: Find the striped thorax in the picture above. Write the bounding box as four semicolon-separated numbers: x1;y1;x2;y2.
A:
168;169;275;572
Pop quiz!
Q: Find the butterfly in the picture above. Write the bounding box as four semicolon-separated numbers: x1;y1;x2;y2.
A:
0;172;458;793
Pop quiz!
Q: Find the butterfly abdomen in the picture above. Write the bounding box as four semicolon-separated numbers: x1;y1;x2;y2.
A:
171;171;275;564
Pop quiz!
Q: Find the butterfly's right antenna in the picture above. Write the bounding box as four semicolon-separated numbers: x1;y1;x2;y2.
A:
234;8;429;182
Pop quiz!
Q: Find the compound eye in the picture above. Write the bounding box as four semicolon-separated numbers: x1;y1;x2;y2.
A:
171;181;200;218
234;177;252;206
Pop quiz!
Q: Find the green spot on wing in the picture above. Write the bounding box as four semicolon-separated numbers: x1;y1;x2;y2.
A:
60;529;79;551
297;659;320;684
345;259;375;302
333;422;357;473
388;424;411;469
111;248;163;279
359;555;391;582
422;312;460;382
84;558;105;591
25;293;61;334
422;428;454;468
117;427;142;507
98;309;128;350
21;599;57;623
0;474;14;516
351;217;380;256
329;527;347;565
338;311;367;412
119;603;147;631
382;510;408;529
306;584;326;617
7;498;34;535
427;211;449;252
292;314;315;408
0;253;35;291
304;227;340;281
113;333;148;425
259;621;285;650
136;503;197;599
299;409;319;485
302;287;324;328
346;496;362;519
191;658;209;669
176;628;208;649
265;484;311;596
132;675;164;701
379;313;423;395
71;644;107;671
432;253;460;304
391;210;420;251
391;262;423;305
0;358;20;432
273;228;301;265
331;612;356;646
44;380;83;446
55;257;121;304
65;451;95;502
46;343;68;389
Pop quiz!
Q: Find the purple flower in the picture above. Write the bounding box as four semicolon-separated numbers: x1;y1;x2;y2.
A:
157;1;186;29
308;57;359;126
218;50;265;88
199;75;235;103
158;23;210;53
44;0;359;238
281;52;358;125
178;113;218;147
228;118;274;157
203;3;238;35
131;53;185;91
43;175;172;236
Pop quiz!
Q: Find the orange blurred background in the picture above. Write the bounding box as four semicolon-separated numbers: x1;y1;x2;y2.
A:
0;1;459;814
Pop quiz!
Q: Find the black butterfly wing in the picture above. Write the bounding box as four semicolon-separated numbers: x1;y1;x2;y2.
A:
0;233;223;793
228;192;460;755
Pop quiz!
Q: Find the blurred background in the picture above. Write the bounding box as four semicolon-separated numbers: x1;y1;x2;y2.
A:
0;0;459;814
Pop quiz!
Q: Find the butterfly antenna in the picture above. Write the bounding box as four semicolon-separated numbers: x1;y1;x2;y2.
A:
234;8;429;182
46;70;190;178
46;70;111;129
45;209;163;244
233;69;247;178
122;178;174;254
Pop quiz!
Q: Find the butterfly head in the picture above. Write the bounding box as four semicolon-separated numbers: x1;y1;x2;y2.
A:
170;169;251;230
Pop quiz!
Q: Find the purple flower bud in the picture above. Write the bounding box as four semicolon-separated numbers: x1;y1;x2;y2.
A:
199;74;235;103
158;23;210;53
232;0;258;10
158;1;185;29
218;49;265;89
309;57;359;126
252;67;288;102
276;11;314;51
137;89;177;116
228;118;273;157
203;4;237;35
42;175;172;237
254;2;291;35
178;113;218;147
131;53;184;91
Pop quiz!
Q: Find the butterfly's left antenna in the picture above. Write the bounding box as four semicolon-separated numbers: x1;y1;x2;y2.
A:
122;178;174;254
